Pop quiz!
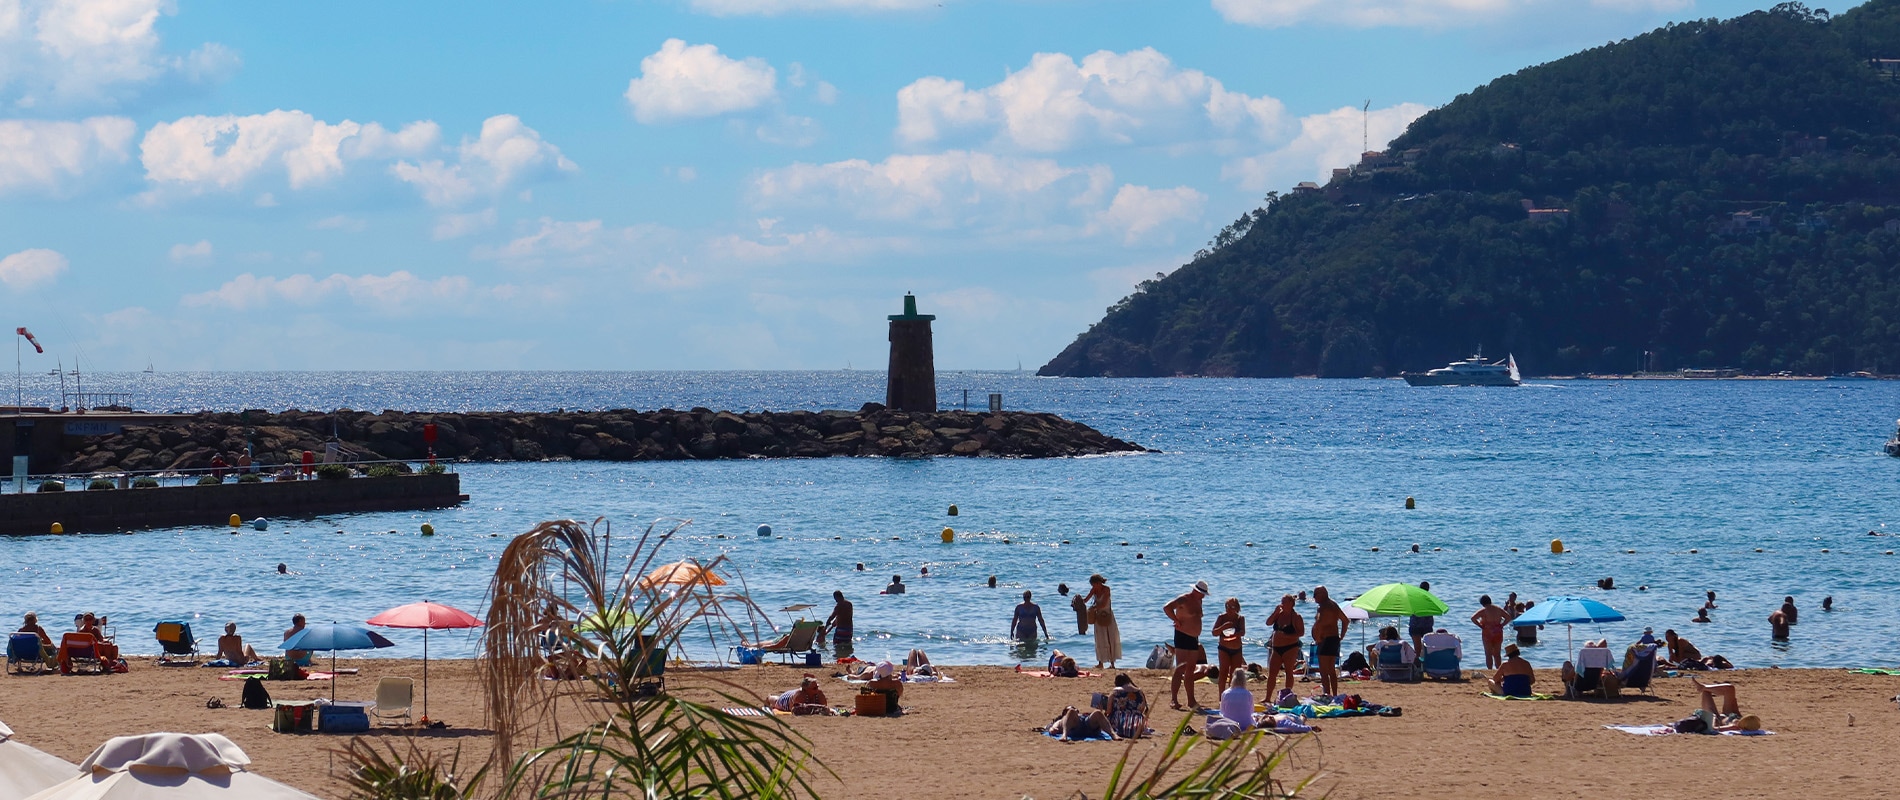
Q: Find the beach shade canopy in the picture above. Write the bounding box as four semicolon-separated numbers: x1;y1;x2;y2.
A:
1511;596;1626;661
1350;583;1450;618
366;602;482;724
637;560;726;590
280;622;395;702
0;721;76;799
23;732;319;800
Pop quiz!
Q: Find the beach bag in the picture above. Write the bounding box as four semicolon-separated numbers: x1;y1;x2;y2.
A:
241;677;272;709
1146;645;1174;671
265;658;304;681
1598;670;1622;699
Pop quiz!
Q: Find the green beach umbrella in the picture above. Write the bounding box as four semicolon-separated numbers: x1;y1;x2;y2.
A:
1350;583;1450;617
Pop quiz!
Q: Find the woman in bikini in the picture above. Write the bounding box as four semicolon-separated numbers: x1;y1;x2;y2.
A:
1264;594;1304;695
1212;598;1246;693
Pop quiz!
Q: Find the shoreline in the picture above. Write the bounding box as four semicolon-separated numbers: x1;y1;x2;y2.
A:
0;658;1886;799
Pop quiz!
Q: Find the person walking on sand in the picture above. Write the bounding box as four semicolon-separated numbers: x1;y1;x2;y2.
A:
1265;594;1304;695
1311;586;1349;697
1471;595;1509;669
1084;574;1121;669
1164;581;1210;709
1212;598;1246;692
1010;591;1049;643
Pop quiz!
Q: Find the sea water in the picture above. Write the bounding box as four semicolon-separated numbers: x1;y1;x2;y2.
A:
3;372;1897;670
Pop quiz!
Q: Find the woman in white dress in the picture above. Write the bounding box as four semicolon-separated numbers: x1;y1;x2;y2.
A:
1084;573;1122;669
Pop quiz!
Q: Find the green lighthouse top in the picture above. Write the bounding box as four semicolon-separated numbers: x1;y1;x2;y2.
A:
888;293;935;321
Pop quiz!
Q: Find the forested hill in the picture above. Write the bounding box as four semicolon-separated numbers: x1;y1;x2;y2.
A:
1040;1;1900;378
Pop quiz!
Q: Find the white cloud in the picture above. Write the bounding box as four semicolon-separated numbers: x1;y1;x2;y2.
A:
310;214;367;232
707;220;895;263
623;39;777;123
431;208;496;240
0;116;134;193
1222;102;1431;191
1211;0;1690;28
756;114;820;146
752;150;1113;229
0;0;235;107
896;48;1287;152
390;114;575;207
139;110;437;196
181;270;474;313
688;0;939;15
473;216;668;266
167;239;210;263
1095;185;1206;244
0;247;68;289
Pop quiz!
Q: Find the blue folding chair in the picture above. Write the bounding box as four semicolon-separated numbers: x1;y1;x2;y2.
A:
154;621;200;664
7;633;46;675
1421;647;1462;680
1375;642;1417;682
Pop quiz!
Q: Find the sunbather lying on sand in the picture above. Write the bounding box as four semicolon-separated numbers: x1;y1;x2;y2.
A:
1677;680;1761;733
773;674;836;715
1047;706;1115;740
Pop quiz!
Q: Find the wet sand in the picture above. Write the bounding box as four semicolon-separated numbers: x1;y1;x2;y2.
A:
0;658;1887;799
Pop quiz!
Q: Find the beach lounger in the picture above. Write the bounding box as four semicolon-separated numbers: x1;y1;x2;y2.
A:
372;677;414;726
734;620;822;665
1621;646;1658;695
1421;647;1461;680
1375;642;1417;682
57;632;105;675
7;633;46;675
154;621;199;664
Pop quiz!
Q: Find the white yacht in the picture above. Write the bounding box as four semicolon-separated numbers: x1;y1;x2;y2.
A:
1402;352;1521;387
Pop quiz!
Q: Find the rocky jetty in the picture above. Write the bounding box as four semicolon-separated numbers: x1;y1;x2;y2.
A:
60;404;1146;473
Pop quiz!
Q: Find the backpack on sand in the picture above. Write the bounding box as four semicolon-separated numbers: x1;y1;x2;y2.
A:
1146;645;1175;671
241;677;273;709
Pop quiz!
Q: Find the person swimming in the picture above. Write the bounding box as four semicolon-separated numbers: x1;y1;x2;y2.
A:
1822;596;1834;612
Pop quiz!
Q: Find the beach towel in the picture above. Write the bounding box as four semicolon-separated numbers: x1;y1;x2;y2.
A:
1021;670;1100;678
1606;724;1774;736
722;707;775;717
841;674;959;685
1482;692;1557;701
1847;668;1900;675
218;670;335;681
1043;728;1116;741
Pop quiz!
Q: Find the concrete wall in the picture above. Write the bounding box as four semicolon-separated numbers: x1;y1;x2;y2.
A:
0;473;463;535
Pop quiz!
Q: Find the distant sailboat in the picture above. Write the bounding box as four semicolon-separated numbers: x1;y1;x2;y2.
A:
143;361;155;374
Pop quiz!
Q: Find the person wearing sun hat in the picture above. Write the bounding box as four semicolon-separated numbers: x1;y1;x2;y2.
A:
1164;580;1210;709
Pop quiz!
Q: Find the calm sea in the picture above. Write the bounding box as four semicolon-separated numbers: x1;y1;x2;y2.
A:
4;371;1897;670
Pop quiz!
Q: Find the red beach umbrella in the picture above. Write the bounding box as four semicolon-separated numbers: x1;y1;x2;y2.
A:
366;601;483;724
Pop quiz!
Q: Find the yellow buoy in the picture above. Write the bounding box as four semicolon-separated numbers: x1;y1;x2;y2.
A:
228;514;241;528
947;504;959;517
1405;496;1416;510
49;522;63;534
1550;539;1565;554
941;527;954;543
421;522;436;536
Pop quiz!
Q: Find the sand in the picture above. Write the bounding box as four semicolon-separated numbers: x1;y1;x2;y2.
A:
0;657;1889;799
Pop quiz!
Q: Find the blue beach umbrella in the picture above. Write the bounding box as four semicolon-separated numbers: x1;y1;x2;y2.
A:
281;622;396;700
1511;596;1625;661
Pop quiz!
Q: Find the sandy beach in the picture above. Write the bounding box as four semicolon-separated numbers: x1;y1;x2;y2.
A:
0;656;1888;799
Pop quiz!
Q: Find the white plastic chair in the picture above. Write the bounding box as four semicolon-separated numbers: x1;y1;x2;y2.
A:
372;677;414;726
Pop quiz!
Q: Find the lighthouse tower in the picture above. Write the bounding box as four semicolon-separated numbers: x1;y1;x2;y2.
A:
885;293;936;412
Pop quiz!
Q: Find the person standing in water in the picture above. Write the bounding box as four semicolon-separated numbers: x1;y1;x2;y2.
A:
1311;586;1349;697
1084;574;1121;670
1164;581;1209;710
1779;596;1799;625
1010;591;1049;643
1768;608;1791;641
825;591;854;660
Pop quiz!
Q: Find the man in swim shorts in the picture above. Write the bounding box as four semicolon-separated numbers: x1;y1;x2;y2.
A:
1164;581;1209;709
825;591;854;659
1311;586;1348;696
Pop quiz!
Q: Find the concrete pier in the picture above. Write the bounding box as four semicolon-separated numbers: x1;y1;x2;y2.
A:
886;293;937;412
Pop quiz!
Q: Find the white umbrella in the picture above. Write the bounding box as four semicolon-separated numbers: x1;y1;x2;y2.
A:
0;720;75;798
25;733;319;800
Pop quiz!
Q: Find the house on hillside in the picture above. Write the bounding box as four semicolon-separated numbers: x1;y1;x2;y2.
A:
1872;58;1900;80
1520;198;1570;224
1723;210;1774;235
1292;182;1321;195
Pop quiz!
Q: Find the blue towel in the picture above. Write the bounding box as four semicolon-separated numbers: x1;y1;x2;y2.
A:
1043;728;1115;741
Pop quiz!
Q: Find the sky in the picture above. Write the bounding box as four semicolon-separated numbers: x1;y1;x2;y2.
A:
0;0;1835;371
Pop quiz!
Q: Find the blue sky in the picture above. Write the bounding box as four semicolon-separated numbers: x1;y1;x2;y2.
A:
0;0;1824;371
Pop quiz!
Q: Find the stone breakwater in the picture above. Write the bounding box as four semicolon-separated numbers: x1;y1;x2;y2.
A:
60;404;1147;473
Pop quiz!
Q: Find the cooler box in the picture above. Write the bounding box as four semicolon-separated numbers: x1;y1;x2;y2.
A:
271;701;317;734
320;701;372;733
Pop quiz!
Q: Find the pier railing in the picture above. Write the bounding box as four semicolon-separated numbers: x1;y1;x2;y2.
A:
1;457;462;495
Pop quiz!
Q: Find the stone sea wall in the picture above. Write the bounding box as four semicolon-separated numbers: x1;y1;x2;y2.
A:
60;404;1147;473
